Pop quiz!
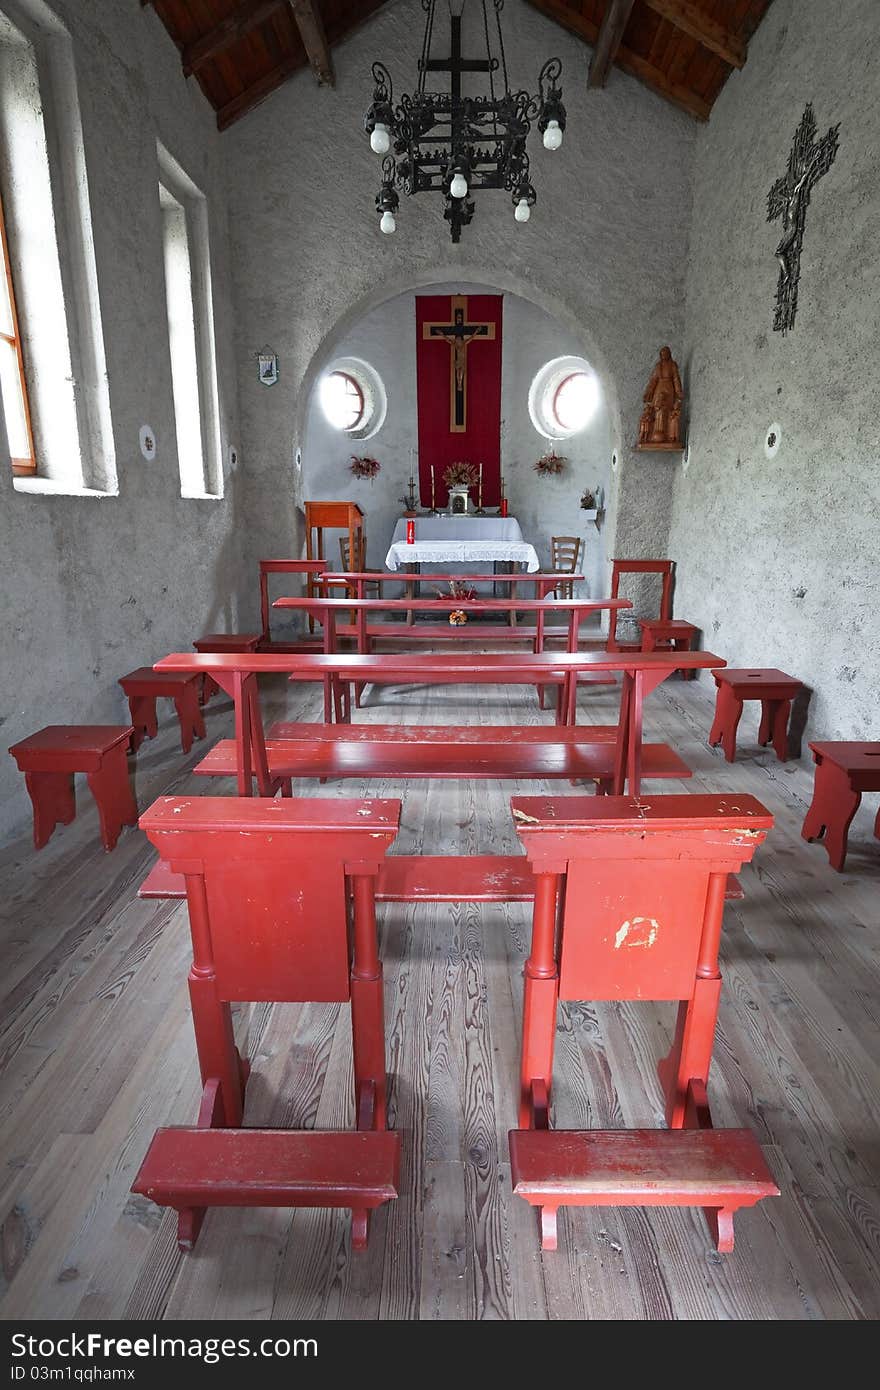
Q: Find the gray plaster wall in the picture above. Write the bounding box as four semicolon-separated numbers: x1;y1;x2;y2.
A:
0;0;245;843
668;0;879;754
224;0;695;611
301;281;612;596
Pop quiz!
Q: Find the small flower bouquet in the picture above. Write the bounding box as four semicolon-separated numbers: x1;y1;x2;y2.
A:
442;461;479;489
350;455;381;480
434;580;477;602
534;450;567;476
580;487;596;509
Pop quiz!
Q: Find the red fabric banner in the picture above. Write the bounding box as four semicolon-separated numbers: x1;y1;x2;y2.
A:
416;294;503;508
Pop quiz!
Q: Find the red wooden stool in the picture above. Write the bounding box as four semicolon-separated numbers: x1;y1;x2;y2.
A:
118;668;206;754
508;792;777;1253
639;619;700;678
709;667;803;762
193;633;262;703
8;725;137;851
801;741;880;872
132;794;401;1252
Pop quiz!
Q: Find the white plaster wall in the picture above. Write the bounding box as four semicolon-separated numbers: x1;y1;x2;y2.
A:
224;0;695;604
668;0;880;765
301;281;612;592
0;0;245;842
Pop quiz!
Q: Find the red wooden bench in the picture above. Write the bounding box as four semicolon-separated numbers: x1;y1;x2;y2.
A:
153;648;726;797
192;723;692;793
118;668;205;754
193;632;262;705
801;741;880;871
8;725;137;852
508;792;777;1253
132;794;401;1252
709;667;803;763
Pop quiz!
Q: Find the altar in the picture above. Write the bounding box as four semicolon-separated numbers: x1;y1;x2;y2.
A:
385;515;540;572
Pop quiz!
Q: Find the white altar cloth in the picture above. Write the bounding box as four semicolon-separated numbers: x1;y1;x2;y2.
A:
385;539;540;572
390;515;524;544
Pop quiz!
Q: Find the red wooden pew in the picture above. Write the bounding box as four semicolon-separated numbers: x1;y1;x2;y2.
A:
153;648;725;797
508;792;778;1253
131;794;401;1252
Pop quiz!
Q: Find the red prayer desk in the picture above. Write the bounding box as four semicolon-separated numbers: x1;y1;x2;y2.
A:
153;648;725;798
801;741;880;871
258;559;329;652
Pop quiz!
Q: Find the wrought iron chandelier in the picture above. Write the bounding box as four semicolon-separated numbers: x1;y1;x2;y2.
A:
363;0;566;243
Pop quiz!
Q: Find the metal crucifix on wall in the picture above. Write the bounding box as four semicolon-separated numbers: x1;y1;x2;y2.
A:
767;104;840;334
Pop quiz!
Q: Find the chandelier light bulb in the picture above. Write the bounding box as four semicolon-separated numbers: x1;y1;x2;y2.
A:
542;119;563;151
370;122;391;154
380;209;397;234
514;198;531;223
450;171;468;199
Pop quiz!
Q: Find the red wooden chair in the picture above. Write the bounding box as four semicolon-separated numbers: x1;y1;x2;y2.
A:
606;558;674;652
132;794;401;1252
508;793;778;1253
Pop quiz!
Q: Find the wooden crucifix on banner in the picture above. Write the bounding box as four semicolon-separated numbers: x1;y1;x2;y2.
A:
422;295;496;432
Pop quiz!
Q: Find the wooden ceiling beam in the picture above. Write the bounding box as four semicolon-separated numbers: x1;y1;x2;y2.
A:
588;0;637;88
642;0;746;68
182;0;285;77
525;0;710;120
216;53;308;129
286;0;335;86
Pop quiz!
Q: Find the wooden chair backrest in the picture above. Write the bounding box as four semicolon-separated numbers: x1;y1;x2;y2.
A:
140;796;400;1004
512;793;772;1003
340;533;368;572
551;536;581;574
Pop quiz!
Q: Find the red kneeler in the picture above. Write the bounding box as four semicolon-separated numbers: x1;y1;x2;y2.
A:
8;725;137;851
801;741;880;871
508;793;778;1253
118;668;205;754
132;795;402;1252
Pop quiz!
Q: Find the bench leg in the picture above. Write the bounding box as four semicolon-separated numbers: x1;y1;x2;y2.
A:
126;694;158;751
173;686;206;755
86;746;138;851
759;698;791;761
24;770;76;849
802;757;861;872
709;685;742;763
520;873;560;1129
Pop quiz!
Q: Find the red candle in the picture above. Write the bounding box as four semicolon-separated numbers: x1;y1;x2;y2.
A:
406;518;415;543
500;498;509;518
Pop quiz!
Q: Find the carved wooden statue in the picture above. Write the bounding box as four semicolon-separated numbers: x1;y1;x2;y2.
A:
637;346;684;450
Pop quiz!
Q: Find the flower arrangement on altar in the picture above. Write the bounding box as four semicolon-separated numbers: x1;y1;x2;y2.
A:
534;450;567;476
349;455;381;480
442;460;479;489
579;487;596;509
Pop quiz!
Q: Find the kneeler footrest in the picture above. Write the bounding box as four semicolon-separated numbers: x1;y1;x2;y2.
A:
133;1128;400;1222
509;1126;779;1253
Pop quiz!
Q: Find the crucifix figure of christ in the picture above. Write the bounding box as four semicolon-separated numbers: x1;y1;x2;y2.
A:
767;103;840;334
422;295;495;432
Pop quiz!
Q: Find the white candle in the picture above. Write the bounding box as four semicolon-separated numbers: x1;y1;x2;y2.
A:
430;464;435;510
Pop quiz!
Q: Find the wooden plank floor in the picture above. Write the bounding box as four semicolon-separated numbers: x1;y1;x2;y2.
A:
1;669;878;1321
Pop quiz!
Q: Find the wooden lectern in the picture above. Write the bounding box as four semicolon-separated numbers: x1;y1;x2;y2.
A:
304;502;365;629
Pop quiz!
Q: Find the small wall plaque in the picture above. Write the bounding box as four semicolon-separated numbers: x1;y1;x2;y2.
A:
257;347;279;387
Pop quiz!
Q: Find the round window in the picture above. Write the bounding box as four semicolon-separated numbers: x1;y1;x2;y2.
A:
316;357;386;440
319;371;365;432
529;356;601;440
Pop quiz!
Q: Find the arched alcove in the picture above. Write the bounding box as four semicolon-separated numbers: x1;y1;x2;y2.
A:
299;279;618;598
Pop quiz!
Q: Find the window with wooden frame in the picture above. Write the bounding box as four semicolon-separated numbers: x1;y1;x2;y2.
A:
0;186;35;475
